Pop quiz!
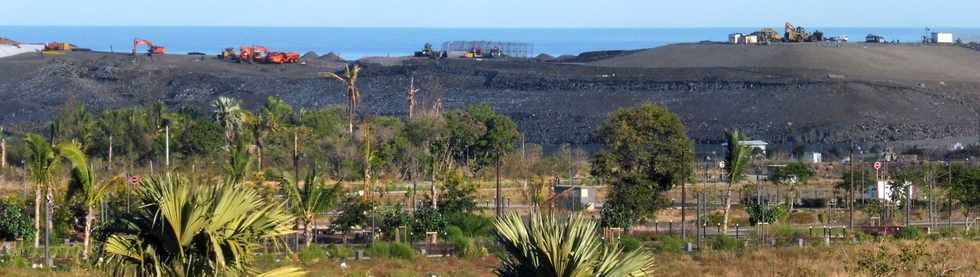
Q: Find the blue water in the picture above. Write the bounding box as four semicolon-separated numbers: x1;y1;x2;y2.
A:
3;26;980;60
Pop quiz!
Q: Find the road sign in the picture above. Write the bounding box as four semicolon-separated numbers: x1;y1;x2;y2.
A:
873;161;882;170
719;161;726;169
129;175;141;186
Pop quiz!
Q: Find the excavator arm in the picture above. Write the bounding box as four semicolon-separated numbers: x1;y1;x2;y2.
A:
133;38;166;55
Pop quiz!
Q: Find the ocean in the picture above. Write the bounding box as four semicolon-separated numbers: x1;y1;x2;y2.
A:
3;26;980;60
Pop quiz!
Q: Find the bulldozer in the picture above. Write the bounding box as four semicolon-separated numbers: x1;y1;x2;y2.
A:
266;51;300;64
783;22;808;42
132;38;166;56
219;48;237;61
414;43;438;59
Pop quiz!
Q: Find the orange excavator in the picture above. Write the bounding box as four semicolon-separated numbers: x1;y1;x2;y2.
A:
132;38;166;56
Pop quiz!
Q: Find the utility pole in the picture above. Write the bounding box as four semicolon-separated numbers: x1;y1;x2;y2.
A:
848;144;855;229
108;135;113;172
165;124;170;172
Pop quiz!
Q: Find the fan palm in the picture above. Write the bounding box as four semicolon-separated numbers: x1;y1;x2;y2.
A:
721;130;751;234
212;96;244;147
225;141;254;185
100;175;303;277
320;64;362;135
25;134;60;248
494;212;655;277
58;142;124;260
278;165;342;247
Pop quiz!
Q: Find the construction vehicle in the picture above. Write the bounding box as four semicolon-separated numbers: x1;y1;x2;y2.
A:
462;46;504;59
239;46;269;64
42;42;73;56
132;38;166;56
266;51;301;64
752;27;782;43
414;43;438;58
219;48;237;61
783;22;825;43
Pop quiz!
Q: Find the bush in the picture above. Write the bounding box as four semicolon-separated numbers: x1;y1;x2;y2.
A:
446;225;465;241
710;235;742;251
389;242;417;260
652;236;687;254
0;254;30;268
327;244;356;259
447;213;494;237
619;236;642;252
799;198;827;208
297;245;328;265
896;227;924;240
365;242;391;258
0;198;34;242
769;224;807;239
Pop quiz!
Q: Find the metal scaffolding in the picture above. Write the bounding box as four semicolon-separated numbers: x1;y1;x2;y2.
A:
441;41;533;58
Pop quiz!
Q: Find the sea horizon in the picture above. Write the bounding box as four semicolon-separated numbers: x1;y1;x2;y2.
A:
4;26;980;59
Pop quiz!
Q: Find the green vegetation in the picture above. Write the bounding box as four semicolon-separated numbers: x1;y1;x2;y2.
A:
0;198;33;242
722;130;751;233
593;102;693;227
494;212;655;276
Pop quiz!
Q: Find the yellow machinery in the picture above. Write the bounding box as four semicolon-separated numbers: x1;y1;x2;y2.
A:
220;48;237;61
753;27;782;43
784;22;806;42
42;42;73;56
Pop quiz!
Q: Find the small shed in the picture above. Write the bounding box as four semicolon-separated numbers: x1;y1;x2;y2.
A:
741;35;759;44
729;33;743;44
931;32;954;44
554;180;597;211
802;152;822;163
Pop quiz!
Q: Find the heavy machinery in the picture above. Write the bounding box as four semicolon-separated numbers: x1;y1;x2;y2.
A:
219;48;237;61
239;46;268;64
42;42;73;56
414;43;438;58
783;22;825;43
463;46;504;59
266;51;300;64
752;27;782;43
132;38;166;56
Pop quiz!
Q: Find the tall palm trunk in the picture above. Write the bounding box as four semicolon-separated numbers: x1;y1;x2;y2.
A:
495;155;502;217
1;135;6;169
34;186;40;248
304;218;314;247
722;183;733;234
83;207;94;260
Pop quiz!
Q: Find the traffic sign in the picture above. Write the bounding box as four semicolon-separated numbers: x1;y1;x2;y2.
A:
873;161;882;170
129;175;141;186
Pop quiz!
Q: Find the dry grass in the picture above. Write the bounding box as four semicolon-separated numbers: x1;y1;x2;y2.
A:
303;256;499;277
656;240;980;277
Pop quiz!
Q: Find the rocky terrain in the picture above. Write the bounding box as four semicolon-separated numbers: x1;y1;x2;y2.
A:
1;43;979;152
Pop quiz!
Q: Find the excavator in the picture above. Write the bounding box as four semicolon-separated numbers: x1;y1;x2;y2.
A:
132;38;166;56
220;48;237;61
414;43;438;58
752;27;782;43
783;22;825;43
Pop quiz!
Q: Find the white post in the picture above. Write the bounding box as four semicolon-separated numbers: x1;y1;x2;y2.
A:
165;125;170;171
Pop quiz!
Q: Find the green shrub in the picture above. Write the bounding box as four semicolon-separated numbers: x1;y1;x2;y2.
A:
0;198;34;242
710;235;742;251
619;236;642;252
297;245;328;265
895;227;923;240
446;225;465;241
653;236;687;254
389;242;417;260
706;212;725;226
769;224;807;239
448;214;494;236
365;242;391;258
327;244;356;259
0;254;30;268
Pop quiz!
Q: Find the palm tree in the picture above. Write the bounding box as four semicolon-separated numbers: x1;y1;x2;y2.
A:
250;97;289;171
212;96;244;148
58;142;124;260
25;134;59;248
721;130;751;234
278;165;341;247
494;212;655;277
321;64;362;135
225;141;254;185
0;126;7;169
100;175;303;276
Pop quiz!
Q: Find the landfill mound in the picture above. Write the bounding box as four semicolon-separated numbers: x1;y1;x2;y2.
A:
592;43;980;81
1;45;979;151
0;37;18;45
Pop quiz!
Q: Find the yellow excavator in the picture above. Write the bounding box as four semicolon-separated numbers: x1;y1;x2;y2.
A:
42;42;73;56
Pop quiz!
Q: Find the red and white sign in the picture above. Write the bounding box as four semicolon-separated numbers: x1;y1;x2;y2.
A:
129;175;141;186
873;161;882;171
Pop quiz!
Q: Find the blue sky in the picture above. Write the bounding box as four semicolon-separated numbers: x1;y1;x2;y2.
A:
2;0;979;28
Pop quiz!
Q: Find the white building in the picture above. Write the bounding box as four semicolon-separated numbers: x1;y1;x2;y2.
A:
802;152;822;163
866;180;915;203
729;33;743;44
931;32;954;44
723;140;768;155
